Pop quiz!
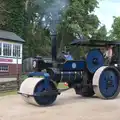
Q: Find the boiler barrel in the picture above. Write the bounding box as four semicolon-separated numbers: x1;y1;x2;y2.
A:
49;70;82;83
60;72;81;82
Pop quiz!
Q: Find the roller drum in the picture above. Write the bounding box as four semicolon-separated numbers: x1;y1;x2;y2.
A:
19;77;44;106
19;77;58;106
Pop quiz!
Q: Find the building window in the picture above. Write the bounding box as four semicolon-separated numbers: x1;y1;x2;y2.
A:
13;44;21;57
0;43;1;55
3;43;12;56
0;65;9;72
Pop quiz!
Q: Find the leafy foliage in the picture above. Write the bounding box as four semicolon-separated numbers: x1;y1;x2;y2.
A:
58;0;100;37
24;23;51;58
0;0;9;27
91;25;107;40
1;0;25;37
57;0;100;58
23;0;54;58
109;16;120;40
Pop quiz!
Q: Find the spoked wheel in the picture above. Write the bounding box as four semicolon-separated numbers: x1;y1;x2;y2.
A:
93;66;120;99
34;80;58;106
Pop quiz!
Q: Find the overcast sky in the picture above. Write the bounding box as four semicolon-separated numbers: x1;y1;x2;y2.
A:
94;0;120;31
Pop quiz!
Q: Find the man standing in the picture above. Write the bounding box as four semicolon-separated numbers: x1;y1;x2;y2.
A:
104;45;113;64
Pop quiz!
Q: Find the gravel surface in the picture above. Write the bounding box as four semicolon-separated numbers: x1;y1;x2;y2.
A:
0;89;120;120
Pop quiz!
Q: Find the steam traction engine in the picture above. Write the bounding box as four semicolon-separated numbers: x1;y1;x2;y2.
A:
18;35;120;106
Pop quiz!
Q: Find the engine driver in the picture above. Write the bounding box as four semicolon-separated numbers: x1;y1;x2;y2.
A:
104;45;113;64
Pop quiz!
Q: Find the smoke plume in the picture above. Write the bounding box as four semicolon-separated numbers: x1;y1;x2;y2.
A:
36;0;69;33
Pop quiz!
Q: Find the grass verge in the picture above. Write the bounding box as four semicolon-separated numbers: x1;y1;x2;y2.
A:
57;83;68;89
0;90;17;97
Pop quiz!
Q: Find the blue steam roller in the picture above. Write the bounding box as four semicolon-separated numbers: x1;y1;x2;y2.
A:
19;35;120;107
86;49;104;73
92;66;120;99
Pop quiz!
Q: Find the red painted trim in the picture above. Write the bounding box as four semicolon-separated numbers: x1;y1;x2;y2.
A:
0;58;13;62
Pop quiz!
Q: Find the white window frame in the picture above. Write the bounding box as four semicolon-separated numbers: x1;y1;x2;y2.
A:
13;43;22;58
0;41;22;58
0;43;2;55
3;43;12;57
1;42;3;56
13;44;21;58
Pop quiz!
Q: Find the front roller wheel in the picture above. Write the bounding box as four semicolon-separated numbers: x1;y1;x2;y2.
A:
93;66;120;99
34;80;58;106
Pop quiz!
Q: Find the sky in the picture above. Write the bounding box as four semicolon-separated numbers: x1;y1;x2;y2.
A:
94;0;120;31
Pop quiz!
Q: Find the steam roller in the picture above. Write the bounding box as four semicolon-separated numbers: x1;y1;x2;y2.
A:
18;48;120;106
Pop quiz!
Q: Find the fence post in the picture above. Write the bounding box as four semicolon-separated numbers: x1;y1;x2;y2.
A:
16;55;19;90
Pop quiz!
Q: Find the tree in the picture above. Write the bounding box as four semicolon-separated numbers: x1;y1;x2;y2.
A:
0;0;25;37
23;0;54;58
56;0;100;59
91;25;107;40
109;16;120;40
59;0;100;37
0;0;7;27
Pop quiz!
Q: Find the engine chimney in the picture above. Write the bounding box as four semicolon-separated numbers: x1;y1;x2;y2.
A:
51;33;57;62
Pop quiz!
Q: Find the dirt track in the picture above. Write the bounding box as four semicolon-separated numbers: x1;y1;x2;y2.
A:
0;89;120;120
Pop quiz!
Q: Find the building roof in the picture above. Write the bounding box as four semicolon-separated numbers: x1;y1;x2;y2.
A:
0;30;25;42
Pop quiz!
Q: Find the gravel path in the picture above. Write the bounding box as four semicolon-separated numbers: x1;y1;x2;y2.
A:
0;89;120;120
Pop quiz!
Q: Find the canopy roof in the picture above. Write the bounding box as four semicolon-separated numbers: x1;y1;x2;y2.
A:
70;39;120;47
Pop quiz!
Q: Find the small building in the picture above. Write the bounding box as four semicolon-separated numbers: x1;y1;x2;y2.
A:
0;30;24;77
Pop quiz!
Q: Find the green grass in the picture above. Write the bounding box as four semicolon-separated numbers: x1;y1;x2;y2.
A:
20;74;28;81
57;83;68;89
0;90;17;97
